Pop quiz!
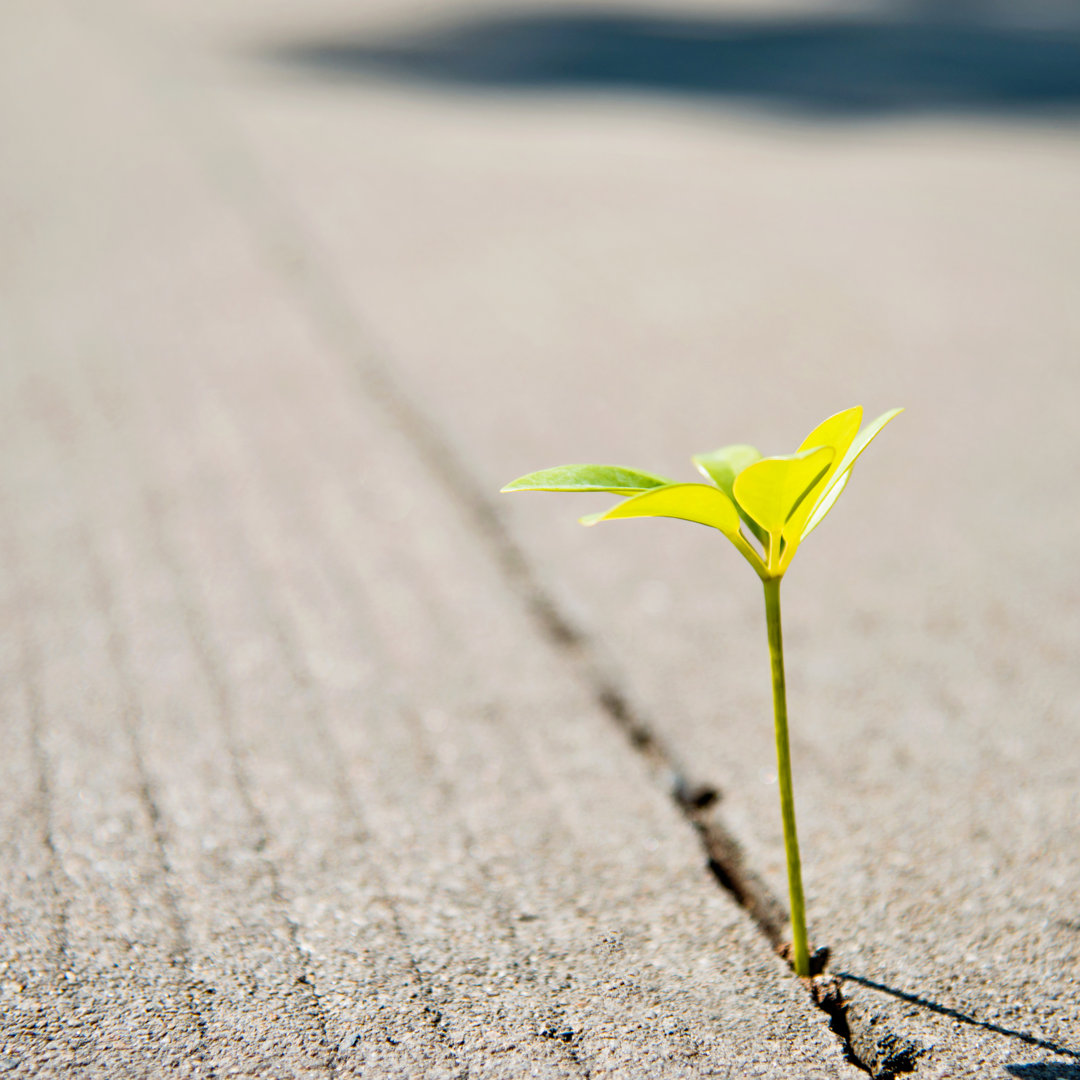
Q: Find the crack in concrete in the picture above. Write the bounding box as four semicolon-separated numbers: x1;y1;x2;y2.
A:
210;188;918;1073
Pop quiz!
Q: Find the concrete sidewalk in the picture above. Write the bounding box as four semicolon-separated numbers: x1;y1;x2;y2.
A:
2;0;1079;1076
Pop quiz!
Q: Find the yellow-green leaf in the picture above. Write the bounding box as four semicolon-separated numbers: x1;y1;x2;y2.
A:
796;406;863;459
693;444;767;547
498;405;900;582
732;447;834;538
801;469;850;539
781;406;864;547
802;408;904;538
692;444;762;494
582;483;742;539
501;464;673;494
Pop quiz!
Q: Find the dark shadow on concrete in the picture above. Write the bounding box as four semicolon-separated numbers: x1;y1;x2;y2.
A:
1006;1066;1080;1079
841;972;1080;1061
257;4;1080;118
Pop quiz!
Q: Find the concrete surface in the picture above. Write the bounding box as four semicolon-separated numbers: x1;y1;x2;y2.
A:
3;0;1080;1076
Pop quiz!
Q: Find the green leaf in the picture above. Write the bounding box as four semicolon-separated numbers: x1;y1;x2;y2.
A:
801;408;904;538
692;444;762;494
581;483;742;539
732;447;835;538
501;464;673;495
693;444;768;547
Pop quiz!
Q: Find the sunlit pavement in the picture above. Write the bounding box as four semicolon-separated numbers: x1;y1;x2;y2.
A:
2;1;1078;1075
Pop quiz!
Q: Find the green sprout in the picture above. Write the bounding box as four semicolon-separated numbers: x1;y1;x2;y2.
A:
502;405;902;978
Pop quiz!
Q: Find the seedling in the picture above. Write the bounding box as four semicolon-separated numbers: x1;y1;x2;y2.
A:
502;406;901;978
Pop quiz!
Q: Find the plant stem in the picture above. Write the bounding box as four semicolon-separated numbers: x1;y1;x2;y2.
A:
762;577;810;978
